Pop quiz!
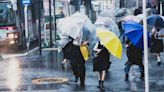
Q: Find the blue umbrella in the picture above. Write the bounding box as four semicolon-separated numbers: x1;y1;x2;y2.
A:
122;21;150;49
147;15;164;28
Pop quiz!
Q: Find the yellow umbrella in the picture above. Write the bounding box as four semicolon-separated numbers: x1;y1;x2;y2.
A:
96;28;122;59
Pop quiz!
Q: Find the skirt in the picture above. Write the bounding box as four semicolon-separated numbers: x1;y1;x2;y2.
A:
150;38;163;53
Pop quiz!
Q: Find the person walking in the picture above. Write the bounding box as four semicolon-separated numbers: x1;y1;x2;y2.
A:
59;34;73;69
150;27;164;66
124;39;144;81
70;27;90;86
93;41;110;88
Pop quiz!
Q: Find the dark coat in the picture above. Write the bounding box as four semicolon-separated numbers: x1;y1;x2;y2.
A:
127;43;143;65
150;35;163;53
93;42;110;72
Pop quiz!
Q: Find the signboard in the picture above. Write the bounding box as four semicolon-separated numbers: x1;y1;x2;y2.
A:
22;0;31;5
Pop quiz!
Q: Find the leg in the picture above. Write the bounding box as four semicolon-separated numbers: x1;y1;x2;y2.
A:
70;62;79;82
79;64;86;86
101;70;106;88
156;53;161;66
97;72;102;88
124;62;131;81
139;64;144;79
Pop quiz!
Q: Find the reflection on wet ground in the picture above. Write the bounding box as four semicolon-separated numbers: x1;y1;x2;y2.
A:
0;49;163;91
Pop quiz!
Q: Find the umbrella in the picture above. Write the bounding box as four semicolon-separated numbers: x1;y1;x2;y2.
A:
57;12;95;40
147;15;164;28
99;10;114;18
137;14;144;19
70;12;95;33
122;21;150;49
122;15;142;23
94;16;120;36
115;8;128;17
96;28;122;59
57;17;83;39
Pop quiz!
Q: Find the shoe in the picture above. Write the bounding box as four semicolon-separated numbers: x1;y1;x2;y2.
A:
97;80;101;88
157;62;161;66
80;82;85;86
125;74;129;81
101;81;105;89
74;76;78;82
140;72;144;80
61;63;64;69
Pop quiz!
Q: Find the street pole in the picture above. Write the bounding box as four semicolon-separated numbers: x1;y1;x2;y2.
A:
136;0;139;8
24;4;30;56
142;0;149;92
53;0;56;42
38;0;42;55
49;0;53;47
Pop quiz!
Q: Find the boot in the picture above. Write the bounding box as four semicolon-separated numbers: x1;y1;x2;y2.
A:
80;81;85;86
140;72;144;80
157;62;161;66
97;80;101;88
74;76;78;82
101;81;105;89
125;74;129;81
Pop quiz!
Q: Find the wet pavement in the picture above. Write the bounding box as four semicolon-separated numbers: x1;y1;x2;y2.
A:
0;47;163;92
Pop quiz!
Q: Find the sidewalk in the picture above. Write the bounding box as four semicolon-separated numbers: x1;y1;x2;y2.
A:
0;48;163;92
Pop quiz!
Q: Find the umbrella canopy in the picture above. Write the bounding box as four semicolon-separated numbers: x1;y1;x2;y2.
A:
122;21;150;49
94;16;120;36
57;12;95;40
99;10;114;18
137;14;144;19
96;28;122;59
147;15;164;28
57;17;83;39
70;12;95;33
122;15;142;23
115;8;128;17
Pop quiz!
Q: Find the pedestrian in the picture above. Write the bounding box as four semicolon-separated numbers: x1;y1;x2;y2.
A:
93;41;110;88
124;39;144;81
60;10;65;18
150;27;164;66
59;34;73;69
70;29;89;86
117;21;125;43
134;8;142;16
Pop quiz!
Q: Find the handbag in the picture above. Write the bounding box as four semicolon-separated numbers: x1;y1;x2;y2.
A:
80;45;90;61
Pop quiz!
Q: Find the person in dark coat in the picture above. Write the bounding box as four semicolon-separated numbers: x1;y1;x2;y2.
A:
117;21;125;43
70;41;89;86
93;41;110;88
134;8;142;16
124;39;144;81
150;27;164;66
60;36;73;69
70;28;90;86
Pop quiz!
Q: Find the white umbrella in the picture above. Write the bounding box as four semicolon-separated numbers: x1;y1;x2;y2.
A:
122;15;142;23
99;10;114;18
57;12;96;41
70;12;96;33
137;14;144;19
57;17;83;39
94;16;120;36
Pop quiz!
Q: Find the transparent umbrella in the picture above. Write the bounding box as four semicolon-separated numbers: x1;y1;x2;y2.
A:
94;16;120;37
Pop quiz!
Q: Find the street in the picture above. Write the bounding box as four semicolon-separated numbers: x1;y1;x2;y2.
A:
0;48;163;92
